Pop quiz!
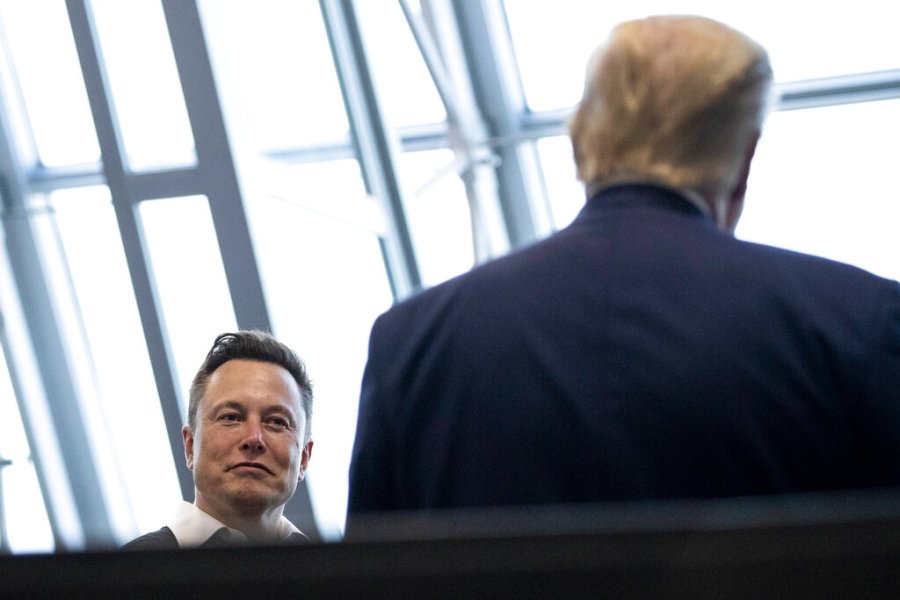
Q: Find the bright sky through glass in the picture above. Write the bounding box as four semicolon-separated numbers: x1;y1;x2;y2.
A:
355;0;447;128
0;0;99;167
504;0;900;112
0;345;54;553
199;0;351;153
89;0;196;171
49;188;183;535
736;99;900;282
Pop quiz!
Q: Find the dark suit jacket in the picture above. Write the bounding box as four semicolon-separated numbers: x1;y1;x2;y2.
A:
348;184;900;515
120;527;181;550
120;526;308;550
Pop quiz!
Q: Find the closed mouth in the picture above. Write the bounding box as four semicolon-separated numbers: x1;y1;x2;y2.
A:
228;462;273;475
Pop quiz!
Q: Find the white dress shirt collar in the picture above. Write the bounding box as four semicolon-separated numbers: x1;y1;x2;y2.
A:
167;501;302;547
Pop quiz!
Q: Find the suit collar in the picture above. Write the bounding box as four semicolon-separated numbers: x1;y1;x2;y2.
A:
577;183;714;223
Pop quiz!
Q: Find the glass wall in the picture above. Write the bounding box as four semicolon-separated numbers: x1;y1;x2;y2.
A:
0;338;54;553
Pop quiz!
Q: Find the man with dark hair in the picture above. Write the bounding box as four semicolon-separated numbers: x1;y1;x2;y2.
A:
347;15;900;517
123;330;314;549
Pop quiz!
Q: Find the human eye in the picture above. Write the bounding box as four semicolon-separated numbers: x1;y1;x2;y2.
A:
217;412;241;423
266;415;292;431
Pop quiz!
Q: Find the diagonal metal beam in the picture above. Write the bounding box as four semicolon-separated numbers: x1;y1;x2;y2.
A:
65;0;192;501
320;0;421;299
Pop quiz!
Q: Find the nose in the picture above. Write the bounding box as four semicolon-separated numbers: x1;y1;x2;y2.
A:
239;419;266;452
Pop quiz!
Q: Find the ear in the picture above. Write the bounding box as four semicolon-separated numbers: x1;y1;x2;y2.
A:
722;132;760;231
183;425;195;470
297;439;314;481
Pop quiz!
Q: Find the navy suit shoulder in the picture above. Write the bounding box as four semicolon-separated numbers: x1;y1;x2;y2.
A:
349;184;900;516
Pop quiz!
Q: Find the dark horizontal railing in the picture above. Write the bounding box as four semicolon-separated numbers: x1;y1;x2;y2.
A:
3;488;900;599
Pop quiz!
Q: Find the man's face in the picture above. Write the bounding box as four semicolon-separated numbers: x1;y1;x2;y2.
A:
183;359;313;522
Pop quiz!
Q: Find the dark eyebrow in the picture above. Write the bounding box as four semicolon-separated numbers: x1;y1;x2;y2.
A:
212;400;245;413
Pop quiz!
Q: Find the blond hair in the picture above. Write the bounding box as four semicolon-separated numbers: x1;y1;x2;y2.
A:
570;15;773;200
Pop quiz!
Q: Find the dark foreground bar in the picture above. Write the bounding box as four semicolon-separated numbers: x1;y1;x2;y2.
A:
4;489;900;599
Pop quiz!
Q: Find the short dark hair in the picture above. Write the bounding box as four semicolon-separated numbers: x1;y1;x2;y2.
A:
187;330;313;440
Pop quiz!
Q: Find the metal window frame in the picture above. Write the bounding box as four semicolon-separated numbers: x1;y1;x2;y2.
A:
0;228;87;551
0;77;110;550
319;0;422;299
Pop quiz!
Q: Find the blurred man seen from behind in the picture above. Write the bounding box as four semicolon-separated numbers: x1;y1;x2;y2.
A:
347;15;900;520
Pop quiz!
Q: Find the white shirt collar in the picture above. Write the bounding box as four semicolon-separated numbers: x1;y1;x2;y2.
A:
167;501;302;547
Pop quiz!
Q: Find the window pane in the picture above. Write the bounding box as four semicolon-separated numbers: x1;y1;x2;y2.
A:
0;350;28;458
737;99;900;282
30;194;136;541
89;0;196;171
355;1;447;128
399;149;474;286
1;464;55;554
0;0;100;167
244;159;393;539
139;196;237;408
503;1;900;112
0;344;54;554
0;225;82;550
49;187;181;536
199;0;350;154
536;136;583;229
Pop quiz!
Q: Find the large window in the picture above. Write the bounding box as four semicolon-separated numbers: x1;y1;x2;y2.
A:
40;188;182;536
504;1;900;112
90;0;195;171
0;0;897;551
737;99;900;282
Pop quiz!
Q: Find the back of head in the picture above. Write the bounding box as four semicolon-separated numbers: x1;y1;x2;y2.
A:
570;15;773;200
